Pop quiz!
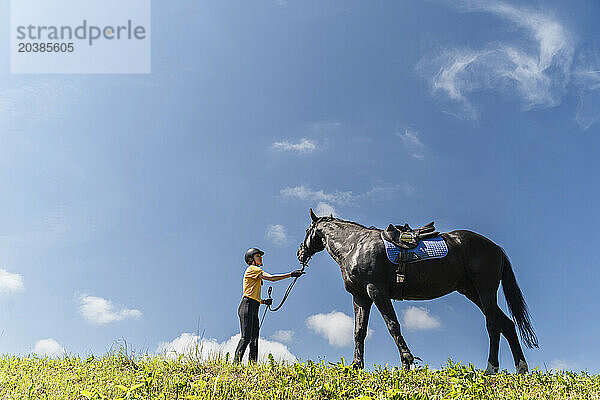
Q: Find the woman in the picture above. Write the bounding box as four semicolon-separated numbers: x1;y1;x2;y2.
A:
233;247;304;363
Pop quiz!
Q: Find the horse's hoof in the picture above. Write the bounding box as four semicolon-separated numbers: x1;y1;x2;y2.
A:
484;361;499;375
517;360;528;374
351;360;364;369
401;352;414;370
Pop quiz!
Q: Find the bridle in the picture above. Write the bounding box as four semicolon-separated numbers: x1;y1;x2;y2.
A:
258;239;315;330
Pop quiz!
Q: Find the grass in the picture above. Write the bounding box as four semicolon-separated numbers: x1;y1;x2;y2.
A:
0;350;598;399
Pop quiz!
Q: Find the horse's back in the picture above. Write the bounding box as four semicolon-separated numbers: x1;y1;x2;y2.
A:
444;230;503;262
443;229;504;284
393;230;501;300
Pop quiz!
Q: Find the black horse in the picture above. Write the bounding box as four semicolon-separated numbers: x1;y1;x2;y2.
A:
297;209;538;374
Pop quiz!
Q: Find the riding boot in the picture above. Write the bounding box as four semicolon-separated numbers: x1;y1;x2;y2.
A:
248;336;258;362
234;337;249;363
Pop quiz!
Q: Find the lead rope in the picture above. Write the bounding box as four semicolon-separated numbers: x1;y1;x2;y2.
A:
259;259;309;330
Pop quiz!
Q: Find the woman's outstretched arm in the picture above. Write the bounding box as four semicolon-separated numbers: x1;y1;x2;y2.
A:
261;271;292;282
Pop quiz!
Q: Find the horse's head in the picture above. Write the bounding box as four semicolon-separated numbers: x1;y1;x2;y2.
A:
297;208;332;263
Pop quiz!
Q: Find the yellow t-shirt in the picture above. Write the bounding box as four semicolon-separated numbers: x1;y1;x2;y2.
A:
242;265;263;303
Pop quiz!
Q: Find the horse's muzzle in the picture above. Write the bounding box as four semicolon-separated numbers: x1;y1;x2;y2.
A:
297;247;309;263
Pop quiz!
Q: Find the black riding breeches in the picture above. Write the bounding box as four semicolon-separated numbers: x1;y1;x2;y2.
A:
234;297;260;362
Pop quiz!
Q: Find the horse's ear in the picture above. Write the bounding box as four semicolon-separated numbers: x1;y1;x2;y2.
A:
310;208;318;222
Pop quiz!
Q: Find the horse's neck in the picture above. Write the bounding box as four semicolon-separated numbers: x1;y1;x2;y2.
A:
320;221;359;265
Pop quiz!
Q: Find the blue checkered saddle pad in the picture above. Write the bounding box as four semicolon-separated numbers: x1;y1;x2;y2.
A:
382;234;448;264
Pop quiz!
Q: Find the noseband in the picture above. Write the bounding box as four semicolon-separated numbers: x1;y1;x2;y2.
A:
260;246;311;329
298;243;315;263
299;227;324;261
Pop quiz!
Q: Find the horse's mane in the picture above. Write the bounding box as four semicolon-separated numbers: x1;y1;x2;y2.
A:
319;216;381;231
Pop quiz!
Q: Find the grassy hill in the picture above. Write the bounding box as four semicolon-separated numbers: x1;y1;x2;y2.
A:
0;351;598;399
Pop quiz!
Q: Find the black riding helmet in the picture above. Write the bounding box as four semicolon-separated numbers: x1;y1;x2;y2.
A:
245;248;264;265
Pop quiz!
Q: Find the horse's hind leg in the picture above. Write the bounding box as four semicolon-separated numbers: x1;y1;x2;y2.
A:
482;291;514;375
461;284;528;374
366;283;414;370
459;285;500;374
495;305;528;373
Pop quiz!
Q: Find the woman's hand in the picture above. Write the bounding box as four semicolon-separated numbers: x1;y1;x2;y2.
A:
290;270;305;278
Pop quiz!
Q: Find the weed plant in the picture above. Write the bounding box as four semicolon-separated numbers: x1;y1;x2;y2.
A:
0;350;597;399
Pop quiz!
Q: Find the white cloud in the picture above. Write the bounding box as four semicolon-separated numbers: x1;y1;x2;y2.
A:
314;202;337;217
402;306;441;331
280;185;354;205
397;129;424;148
396;129;425;160
267;224;287;245
272;138;317;154
78;295;142;325
281;184;414;215
312;119;341;131
573;52;600;129
33;338;65;357
0;269;24;294
156;332;296;363
306;311;373;348
419;0;574;119
271;330;294;343
575;68;600;91
363;184;415;199
575;87;600;129
549;358;578;371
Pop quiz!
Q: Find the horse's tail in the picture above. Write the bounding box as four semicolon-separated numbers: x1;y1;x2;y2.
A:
500;248;539;349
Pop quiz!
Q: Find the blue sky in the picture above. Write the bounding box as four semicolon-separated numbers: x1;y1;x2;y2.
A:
1;0;599;373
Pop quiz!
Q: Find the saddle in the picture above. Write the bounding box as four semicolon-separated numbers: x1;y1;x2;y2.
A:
382;221;439;249
382;221;440;299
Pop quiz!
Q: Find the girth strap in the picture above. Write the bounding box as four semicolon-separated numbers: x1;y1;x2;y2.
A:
396;250;407;301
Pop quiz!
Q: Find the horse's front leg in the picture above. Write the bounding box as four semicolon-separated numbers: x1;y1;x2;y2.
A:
351;294;372;369
366;282;414;370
